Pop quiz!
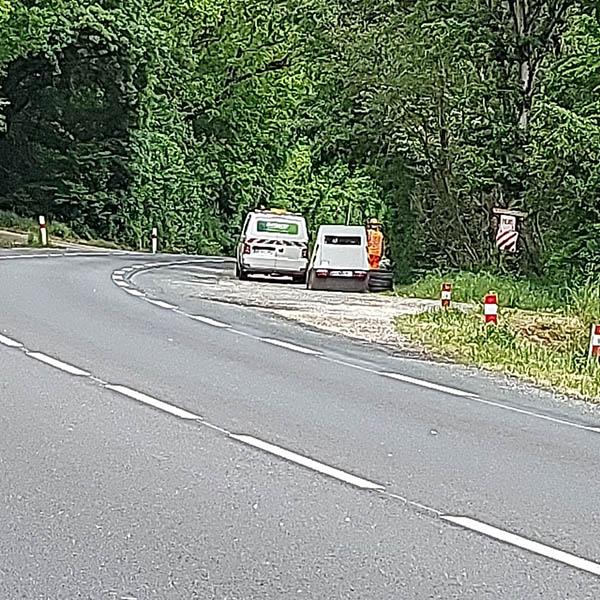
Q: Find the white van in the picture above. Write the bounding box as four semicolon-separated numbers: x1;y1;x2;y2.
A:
236;210;309;283
306;225;370;292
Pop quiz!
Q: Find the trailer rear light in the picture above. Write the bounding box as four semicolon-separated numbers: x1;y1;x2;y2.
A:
353;271;368;279
243;243;252;255
315;269;329;278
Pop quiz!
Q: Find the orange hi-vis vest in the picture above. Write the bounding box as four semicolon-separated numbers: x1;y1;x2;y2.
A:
367;229;384;257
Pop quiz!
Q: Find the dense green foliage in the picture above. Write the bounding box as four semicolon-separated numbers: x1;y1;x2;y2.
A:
1;1;599;281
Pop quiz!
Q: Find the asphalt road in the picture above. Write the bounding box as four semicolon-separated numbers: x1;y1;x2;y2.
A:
1;250;599;599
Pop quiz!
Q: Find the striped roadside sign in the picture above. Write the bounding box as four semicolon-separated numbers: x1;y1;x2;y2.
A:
496;229;519;252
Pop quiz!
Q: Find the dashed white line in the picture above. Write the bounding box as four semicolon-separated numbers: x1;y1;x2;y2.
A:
27;352;90;376
124;289;144;297
112;270;125;276
187;314;231;329
145;299;177;310
229;434;384;490
442;515;600;576
113;280;129;287
105;384;202;420
260;338;322;356
0;334;23;348
381;372;477;398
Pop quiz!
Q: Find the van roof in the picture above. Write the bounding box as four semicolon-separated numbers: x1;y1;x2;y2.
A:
317;225;366;237
251;209;305;219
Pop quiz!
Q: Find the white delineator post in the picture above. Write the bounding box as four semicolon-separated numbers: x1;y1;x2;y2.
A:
151;227;158;254
38;216;48;246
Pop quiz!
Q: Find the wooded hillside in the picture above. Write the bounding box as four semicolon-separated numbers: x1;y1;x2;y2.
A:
1;1;598;282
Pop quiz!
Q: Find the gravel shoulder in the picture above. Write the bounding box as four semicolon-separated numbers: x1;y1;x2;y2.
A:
155;265;447;351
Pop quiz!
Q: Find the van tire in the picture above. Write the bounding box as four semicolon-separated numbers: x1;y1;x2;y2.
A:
236;262;249;281
306;271;316;290
368;270;393;292
293;273;307;285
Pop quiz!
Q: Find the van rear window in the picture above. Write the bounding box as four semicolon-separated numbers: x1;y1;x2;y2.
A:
257;220;299;235
324;236;362;245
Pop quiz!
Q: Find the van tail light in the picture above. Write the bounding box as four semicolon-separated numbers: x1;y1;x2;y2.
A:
301;247;308;259
315;269;329;278
353;271;368;279
243;243;252;255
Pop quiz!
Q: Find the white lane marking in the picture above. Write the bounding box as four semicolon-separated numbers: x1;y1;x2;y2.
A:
113;270;125;276
458;395;600;433
186;314;231;329
229;434;384;490
124;289;144;297
381;372;476;398
112;274;124;281
105;385;202;420
145;299;177;310
442;515;600;576
260;338;322;356
113;280;129;287
0;334;23;348
27;352;90;376
0;254;49;260
229;328;257;338
379;490;443;517
326;358;600;433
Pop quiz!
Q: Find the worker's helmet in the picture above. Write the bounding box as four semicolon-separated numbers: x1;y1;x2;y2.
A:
368;217;381;227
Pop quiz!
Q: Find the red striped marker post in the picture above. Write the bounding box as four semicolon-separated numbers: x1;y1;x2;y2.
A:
151;227;158;254
588;324;600;359
441;282;452;309
38;215;47;246
484;292;498;325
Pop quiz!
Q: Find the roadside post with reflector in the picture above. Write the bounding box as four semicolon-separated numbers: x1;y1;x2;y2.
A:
588;324;600;359
151;227;158;254
38;215;47;246
484;292;498;325
441;282;452;308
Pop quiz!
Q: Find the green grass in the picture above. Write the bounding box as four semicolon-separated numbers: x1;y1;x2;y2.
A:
396;306;600;401
396;270;568;310
0;210;122;248
396;270;600;400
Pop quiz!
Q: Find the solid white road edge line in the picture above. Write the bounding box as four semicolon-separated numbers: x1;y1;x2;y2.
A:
260;338;322;356
381;372;477;398
442;515;600;577
105;384;202;420
186;314;232;329
145;299;177;310
27;352;90;376
229;434;384;490
325;357;600;433
0;334;23;348
460;395;600;433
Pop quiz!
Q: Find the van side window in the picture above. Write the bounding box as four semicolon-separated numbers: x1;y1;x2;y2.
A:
324;236;361;245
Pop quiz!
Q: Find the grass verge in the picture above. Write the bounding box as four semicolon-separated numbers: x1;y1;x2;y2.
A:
395;307;600;401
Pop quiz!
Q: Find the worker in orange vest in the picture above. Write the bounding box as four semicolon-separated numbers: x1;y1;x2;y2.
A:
366;217;384;269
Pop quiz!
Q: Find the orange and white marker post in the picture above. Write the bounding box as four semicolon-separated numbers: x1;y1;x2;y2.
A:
151;227;158;254
484;292;498;325
588;324;600;359
441;282;452;309
38;215;48;246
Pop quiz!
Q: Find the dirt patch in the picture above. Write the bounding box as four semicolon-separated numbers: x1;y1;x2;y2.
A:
176;267;446;351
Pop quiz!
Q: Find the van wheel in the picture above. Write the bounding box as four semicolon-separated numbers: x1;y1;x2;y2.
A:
293;273;307;285
368;270;393;292
236;263;249;281
306;271;315;290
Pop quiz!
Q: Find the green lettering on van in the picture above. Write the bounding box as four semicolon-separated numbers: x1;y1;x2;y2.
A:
257;221;299;235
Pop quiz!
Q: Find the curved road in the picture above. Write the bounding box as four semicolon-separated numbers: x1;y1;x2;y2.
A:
0;250;599;598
